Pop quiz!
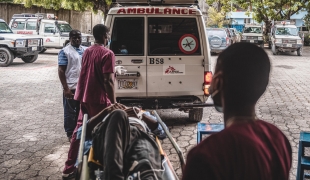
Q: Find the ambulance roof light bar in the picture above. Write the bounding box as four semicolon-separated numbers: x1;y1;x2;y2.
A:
112;0;198;5
274;20;296;25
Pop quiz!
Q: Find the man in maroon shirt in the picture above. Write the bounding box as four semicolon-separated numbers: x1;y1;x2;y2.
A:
62;24;116;179
182;43;292;180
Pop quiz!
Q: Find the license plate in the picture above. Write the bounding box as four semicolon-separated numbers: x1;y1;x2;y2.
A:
118;79;138;89
32;47;37;51
250;40;254;43
286;44;292;47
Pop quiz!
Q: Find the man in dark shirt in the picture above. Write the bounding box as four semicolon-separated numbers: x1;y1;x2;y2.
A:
62;24;115;179
182;43;292;180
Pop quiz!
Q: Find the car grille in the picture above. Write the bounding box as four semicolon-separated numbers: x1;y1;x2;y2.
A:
246;36;258;40
282;39;296;44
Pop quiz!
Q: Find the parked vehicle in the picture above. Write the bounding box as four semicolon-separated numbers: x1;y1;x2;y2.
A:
241;23;264;48
206;28;232;54
268;20;303;56
105;0;213;122
0;19;43;67
8;13;94;52
230;28;241;42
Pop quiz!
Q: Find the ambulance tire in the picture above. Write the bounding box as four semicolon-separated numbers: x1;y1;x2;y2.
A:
39;48;47;54
188;108;203;122
21;54;38;63
0;47;14;67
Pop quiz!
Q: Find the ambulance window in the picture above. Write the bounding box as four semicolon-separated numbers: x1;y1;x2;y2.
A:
44;23;56;33
110;17;144;56
148;17;201;55
11;21;25;30
26;22;37;30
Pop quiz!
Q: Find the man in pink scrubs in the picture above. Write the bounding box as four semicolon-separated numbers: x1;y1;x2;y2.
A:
62;24;116;179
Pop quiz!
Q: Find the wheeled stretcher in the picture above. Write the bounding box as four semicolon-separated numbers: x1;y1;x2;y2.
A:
76;110;185;180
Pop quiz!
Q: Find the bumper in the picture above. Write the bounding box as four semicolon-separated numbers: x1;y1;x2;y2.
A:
275;43;303;50
210;46;227;53
116;95;207;109
241;40;264;45
9;46;43;57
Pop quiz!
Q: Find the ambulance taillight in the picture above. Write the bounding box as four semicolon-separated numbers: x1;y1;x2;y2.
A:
204;71;212;95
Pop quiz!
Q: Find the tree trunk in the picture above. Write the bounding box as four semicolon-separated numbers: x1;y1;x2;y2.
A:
264;19;272;42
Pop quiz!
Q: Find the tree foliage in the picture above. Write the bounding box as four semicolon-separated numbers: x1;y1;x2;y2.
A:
207;7;226;27
207;0;310;34
12;0;112;15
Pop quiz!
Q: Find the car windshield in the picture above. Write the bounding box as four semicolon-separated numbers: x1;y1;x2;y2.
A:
243;27;262;33
57;23;72;32
0;22;13;33
275;27;298;36
206;30;226;37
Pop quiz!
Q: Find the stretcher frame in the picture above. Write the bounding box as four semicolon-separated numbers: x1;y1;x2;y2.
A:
76;110;186;180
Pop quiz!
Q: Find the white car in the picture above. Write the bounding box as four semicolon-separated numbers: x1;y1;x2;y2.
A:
241;23;264;48
268;21;303;56
8;13;94;51
0;19;43;67
105;0;213;122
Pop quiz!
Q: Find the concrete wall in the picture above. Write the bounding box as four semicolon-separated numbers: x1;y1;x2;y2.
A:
0;3;104;33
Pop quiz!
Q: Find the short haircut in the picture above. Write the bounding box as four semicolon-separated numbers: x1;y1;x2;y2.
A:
69;30;81;38
92;24;109;41
217;42;270;107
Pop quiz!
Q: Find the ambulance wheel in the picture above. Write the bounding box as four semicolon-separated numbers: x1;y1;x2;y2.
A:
39;48;47;54
21;54;38;63
0;47;13;67
188;108;203;122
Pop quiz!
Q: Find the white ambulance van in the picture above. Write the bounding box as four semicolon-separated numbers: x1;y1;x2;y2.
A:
106;0;212;122
8;13;94;51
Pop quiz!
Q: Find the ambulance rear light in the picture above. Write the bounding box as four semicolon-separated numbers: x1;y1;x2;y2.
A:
204;71;212;96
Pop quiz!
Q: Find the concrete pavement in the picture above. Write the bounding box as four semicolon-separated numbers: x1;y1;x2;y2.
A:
0;47;310;179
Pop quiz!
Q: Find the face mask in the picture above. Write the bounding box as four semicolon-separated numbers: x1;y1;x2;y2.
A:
211;89;223;113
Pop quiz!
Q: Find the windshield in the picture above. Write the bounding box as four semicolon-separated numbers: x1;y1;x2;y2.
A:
275;27;298;36
0;22;13;33
243;27;262;34
207;30;226;37
57;23;72;32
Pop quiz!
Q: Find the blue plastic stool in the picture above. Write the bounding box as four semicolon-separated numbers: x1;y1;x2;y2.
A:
297;132;310;180
197;123;224;144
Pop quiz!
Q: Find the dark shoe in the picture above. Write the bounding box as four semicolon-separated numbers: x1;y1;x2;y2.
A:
62;171;76;180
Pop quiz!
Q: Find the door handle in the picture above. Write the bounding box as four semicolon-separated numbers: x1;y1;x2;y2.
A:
131;59;143;64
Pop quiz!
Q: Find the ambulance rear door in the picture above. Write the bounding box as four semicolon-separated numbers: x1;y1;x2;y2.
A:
146;12;205;97
108;16;147;97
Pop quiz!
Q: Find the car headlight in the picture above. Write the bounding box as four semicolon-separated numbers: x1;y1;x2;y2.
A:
242;36;247;40
27;39;40;47
81;37;87;42
15;40;26;47
297;39;302;44
258;37;263;40
274;39;282;43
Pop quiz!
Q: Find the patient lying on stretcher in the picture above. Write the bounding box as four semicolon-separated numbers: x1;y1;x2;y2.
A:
76;103;168;180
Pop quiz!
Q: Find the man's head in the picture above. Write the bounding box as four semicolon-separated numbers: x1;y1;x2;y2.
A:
92;24;110;46
210;42;270;111
69;30;82;48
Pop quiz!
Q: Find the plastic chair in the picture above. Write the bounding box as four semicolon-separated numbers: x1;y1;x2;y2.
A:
197;123;224;143
297;132;310;180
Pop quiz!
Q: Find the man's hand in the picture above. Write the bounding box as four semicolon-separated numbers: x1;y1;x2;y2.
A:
63;89;74;99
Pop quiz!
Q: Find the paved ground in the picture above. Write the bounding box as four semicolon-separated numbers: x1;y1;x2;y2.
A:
0;46;310;180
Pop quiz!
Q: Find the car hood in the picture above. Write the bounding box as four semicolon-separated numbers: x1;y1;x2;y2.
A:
274;35;301;40
81;33;93;37
0;33;42;40
60;32;93;37
242;33;263;37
